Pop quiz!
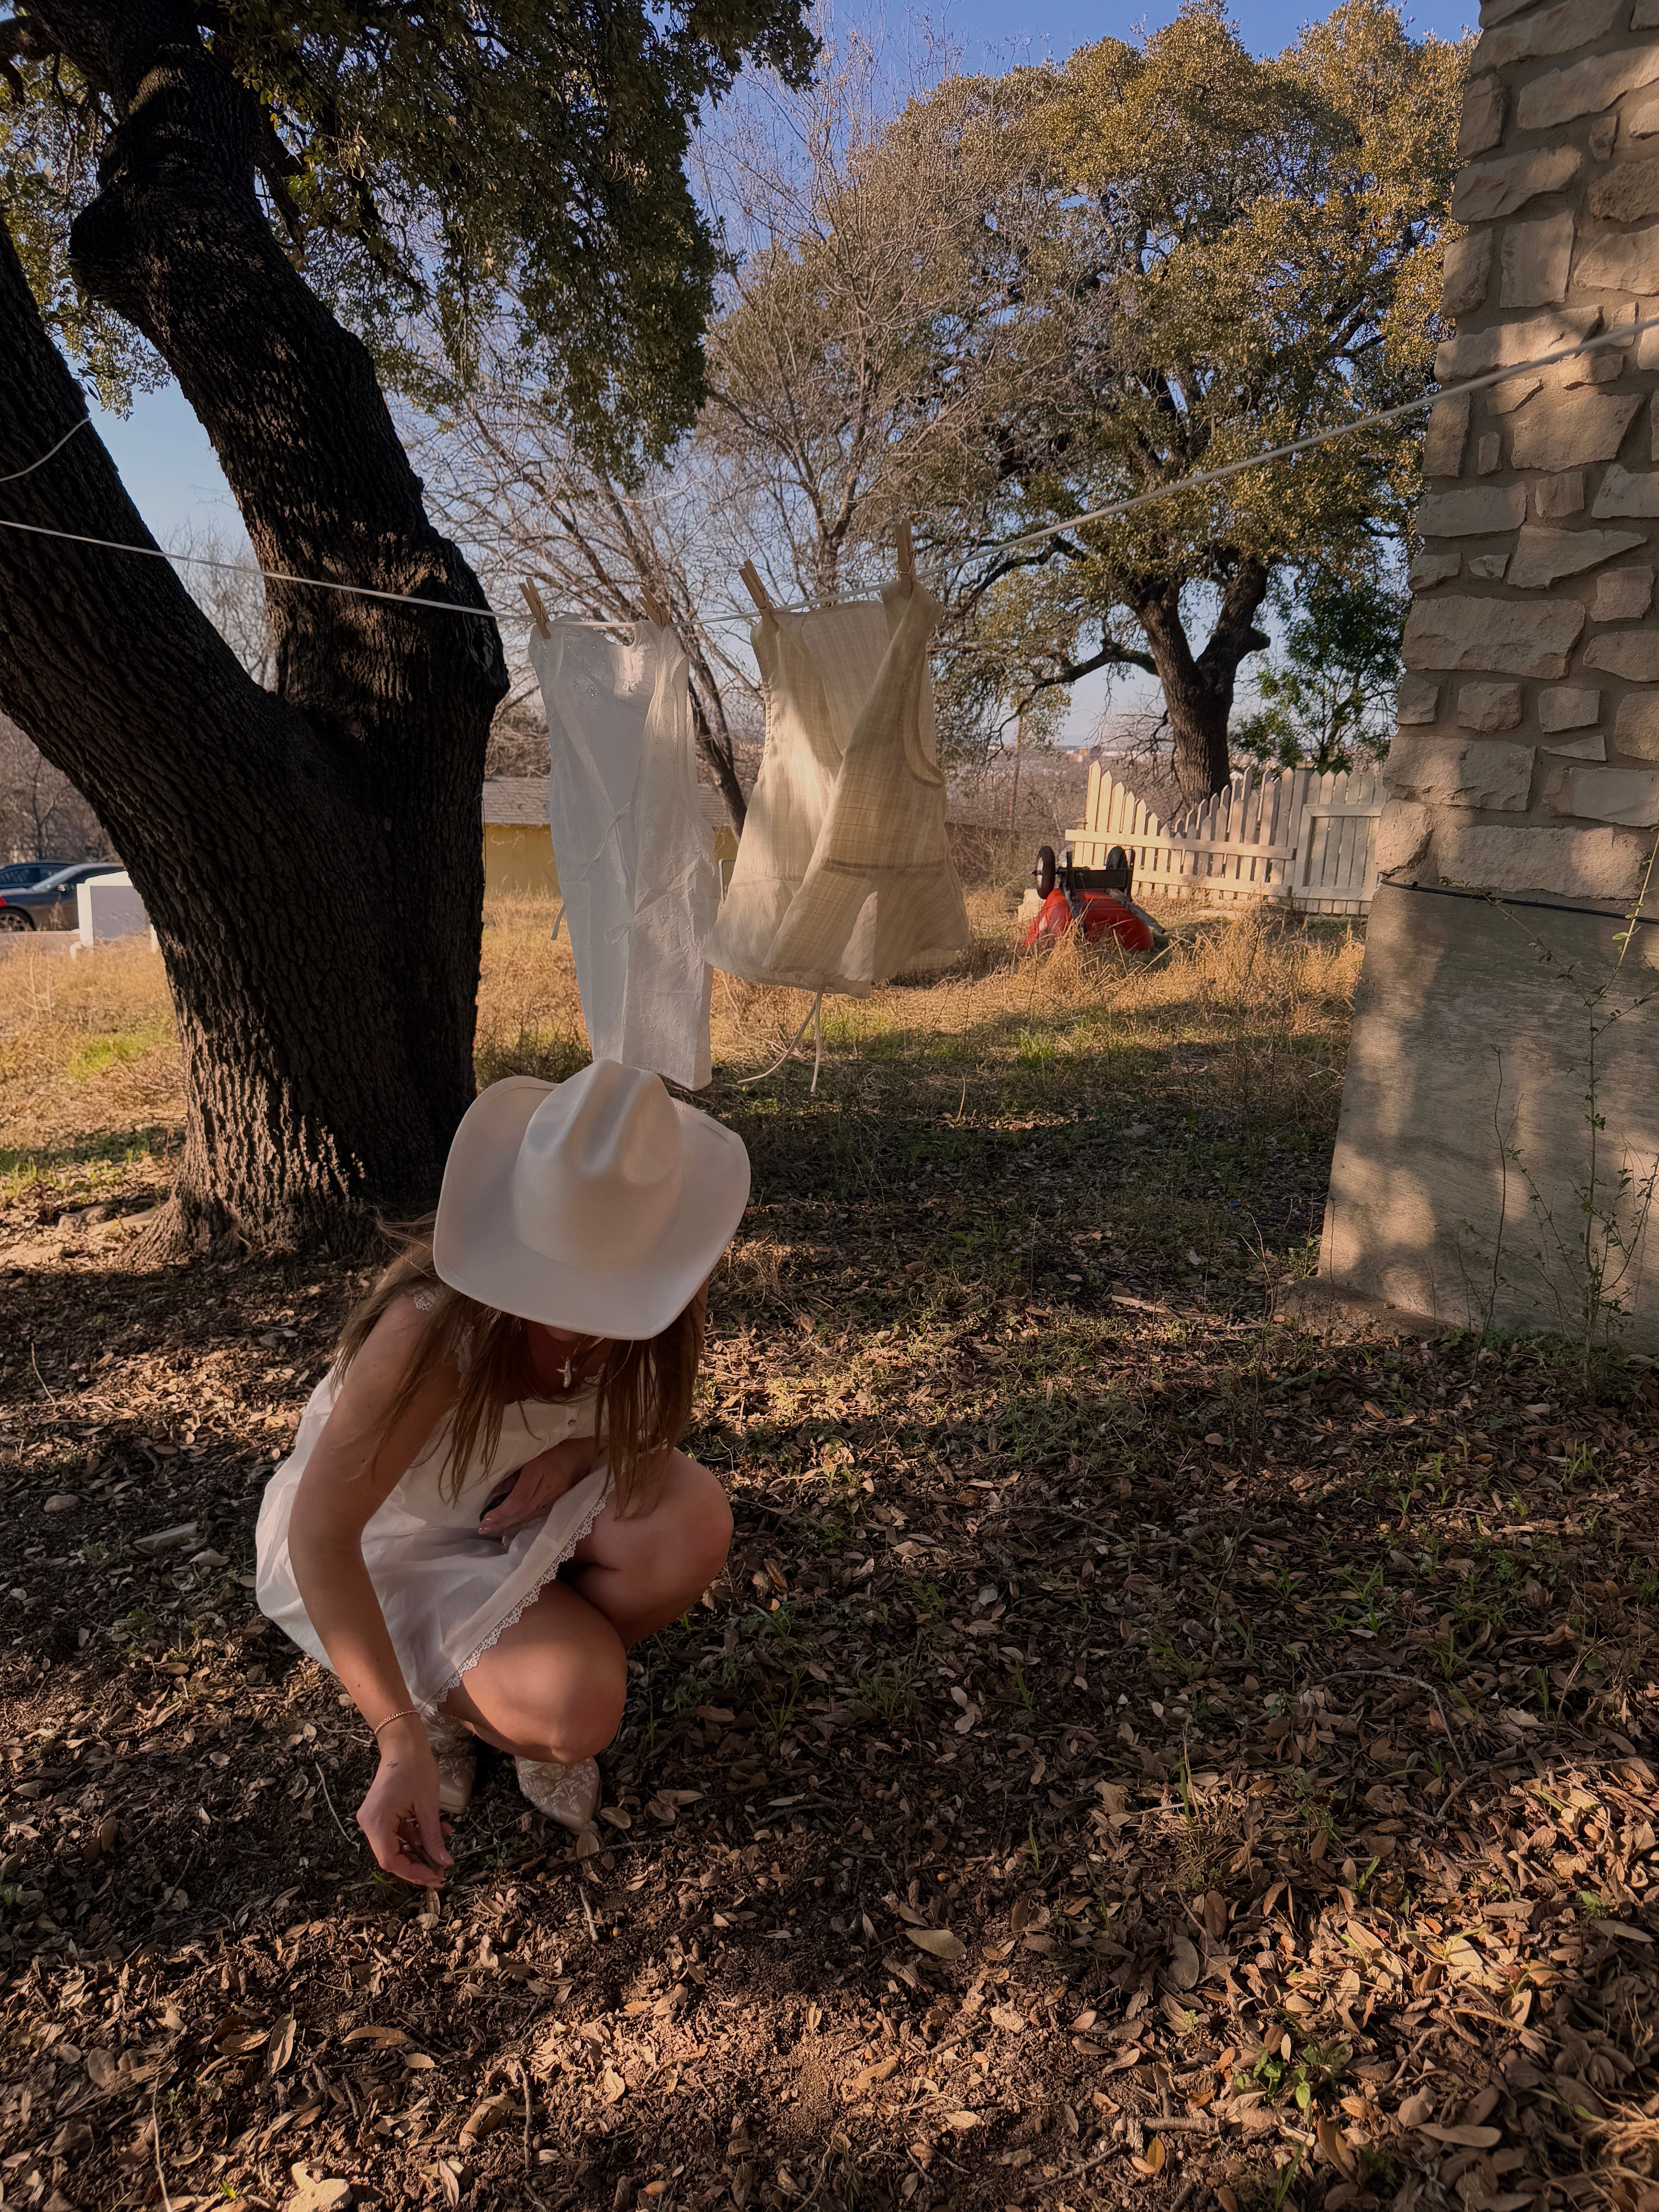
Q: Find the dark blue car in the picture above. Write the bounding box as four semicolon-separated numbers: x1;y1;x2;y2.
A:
0;860;73;890
0;860;122;930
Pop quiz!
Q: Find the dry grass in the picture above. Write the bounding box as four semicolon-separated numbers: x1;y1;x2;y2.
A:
0;884;1362;1201
0;938;179;1183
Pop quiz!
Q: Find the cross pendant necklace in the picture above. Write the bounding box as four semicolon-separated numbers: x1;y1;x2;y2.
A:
557;1336;598;1389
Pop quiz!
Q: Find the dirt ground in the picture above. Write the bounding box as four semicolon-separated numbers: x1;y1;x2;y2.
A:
2;907;1657;2212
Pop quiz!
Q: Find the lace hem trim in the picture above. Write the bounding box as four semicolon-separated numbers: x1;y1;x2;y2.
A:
426;1484;610;1702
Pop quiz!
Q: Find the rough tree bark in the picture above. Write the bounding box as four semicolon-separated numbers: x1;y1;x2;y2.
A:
1131;558;1272;807
0;3;507;1252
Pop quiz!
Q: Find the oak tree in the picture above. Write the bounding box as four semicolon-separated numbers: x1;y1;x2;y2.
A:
0;0;811;1250
888;0;1466;799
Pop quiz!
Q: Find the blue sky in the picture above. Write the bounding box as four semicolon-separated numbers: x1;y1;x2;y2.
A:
89;0;1476;738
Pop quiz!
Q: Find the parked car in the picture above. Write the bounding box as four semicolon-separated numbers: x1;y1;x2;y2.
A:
0;860;75;890
0;859;124;931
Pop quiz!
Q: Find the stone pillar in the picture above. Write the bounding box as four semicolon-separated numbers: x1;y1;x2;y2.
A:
1321;0;1659;1350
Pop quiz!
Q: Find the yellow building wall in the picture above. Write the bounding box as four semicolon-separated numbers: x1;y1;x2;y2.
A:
483;823;558;899
481;821;739;901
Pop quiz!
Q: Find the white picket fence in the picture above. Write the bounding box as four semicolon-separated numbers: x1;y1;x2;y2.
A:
1065;763;1382;915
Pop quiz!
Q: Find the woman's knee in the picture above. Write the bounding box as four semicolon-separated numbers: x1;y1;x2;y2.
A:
535;1633;626;1763
608;1451;731;1577
687;1462;734;1583
664;1451;733;1577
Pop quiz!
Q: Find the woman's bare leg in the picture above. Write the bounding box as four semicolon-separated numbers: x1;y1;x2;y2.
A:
566;1449;733;1645
436;1451;731;1762
439;1579;625;1764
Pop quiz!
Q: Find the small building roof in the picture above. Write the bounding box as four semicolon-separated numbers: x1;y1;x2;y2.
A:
481;777;548;826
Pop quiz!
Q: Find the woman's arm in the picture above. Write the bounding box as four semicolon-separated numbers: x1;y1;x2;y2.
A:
287;1300;459;1887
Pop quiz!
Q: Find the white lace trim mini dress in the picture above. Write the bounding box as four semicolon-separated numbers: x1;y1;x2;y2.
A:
254;1370;607;1708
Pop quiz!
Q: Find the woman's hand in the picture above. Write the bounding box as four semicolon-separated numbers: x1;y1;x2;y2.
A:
478;1436;601;1534
355;1725;452;1888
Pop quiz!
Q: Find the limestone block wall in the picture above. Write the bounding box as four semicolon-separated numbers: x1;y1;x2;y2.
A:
1379;0;1659;898
1322;0;1659;1348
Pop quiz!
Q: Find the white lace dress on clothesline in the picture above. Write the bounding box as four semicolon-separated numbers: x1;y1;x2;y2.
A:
255;1370;606;1707
531;618;720;1090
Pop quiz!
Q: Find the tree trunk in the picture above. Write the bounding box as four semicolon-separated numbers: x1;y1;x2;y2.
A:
1133;560;1271;808
0;5;507;1252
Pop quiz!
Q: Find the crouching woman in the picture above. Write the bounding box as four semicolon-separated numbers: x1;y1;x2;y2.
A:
254;1061;747;1887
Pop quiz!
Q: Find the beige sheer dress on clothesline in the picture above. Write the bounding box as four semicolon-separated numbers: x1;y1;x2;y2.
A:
702;582;970;997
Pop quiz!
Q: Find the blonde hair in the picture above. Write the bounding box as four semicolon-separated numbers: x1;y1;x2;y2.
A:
335;1217;702;1515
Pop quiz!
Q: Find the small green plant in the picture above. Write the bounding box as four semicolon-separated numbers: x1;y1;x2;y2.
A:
119;1605;160;1651
1145;1633;1204;1685
1347;1855;1382;1899
1246;2035;1352;2114
854;1653;919;1725
1271;2148;1307;2212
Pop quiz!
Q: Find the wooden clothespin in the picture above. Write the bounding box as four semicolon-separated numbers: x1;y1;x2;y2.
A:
739;560;779;630
639;588;670;630
520;578;551;639
895;522;915;594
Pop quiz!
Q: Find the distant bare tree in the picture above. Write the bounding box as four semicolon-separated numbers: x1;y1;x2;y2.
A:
408;384;753;827
0;712;111;861
693;31;970;606
408;26;1015;811
167;525;275;689
485;696;551;781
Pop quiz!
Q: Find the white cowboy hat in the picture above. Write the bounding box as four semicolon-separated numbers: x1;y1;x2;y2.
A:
433;1060;750;1339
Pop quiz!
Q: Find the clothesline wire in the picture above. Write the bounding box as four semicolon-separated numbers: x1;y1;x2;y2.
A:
0;314;1651;624
996;312;1659;555
0;412;88;484
0;511;504;620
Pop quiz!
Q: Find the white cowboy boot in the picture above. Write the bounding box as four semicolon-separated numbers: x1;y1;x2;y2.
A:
515;1755;600;1834
423;1708;477;1816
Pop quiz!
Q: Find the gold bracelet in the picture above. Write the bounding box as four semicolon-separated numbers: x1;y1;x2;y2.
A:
372;1705;420;1737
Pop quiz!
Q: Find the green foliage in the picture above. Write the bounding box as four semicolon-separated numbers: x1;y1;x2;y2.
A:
6;0;816;464
1233;567;1409;773
895;0;1468;761
0;62;165;410
1246;2034;1352;2112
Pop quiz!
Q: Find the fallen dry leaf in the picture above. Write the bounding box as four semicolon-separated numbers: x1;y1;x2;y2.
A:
906;1926;965;1961
265;2013;296;2075
284;2166;353;2212
848;2056;900;2095
1168;1935;1200;1990
458;2092;515;2147
1316;2116;1357;2175
1132;2134;1166;2175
